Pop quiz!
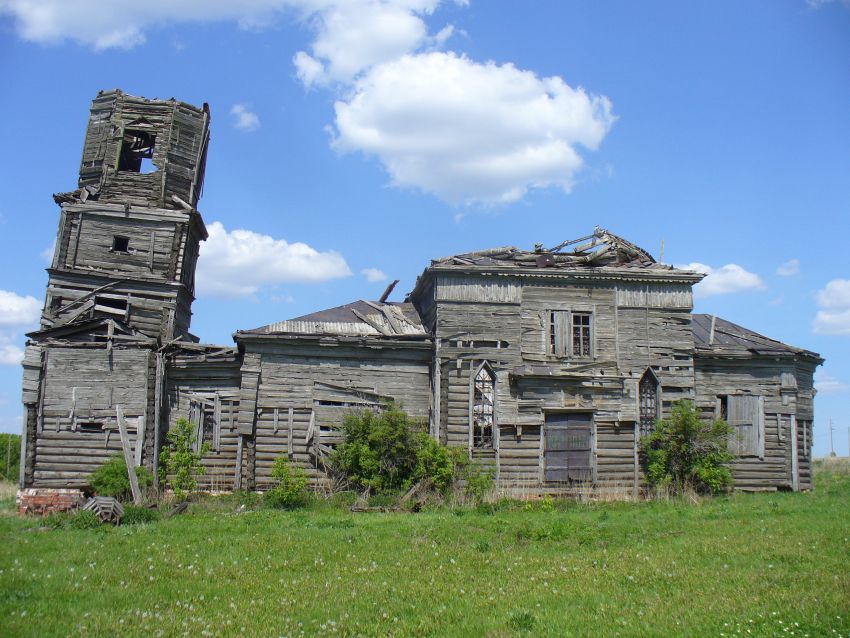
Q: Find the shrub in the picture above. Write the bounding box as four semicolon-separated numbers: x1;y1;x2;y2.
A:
412;434;454;493
89;455;154;501
159;417;209;501
640;400;734;495
122;504;160;525
461;460;495;503
331;405;458;494
265;457;309;509
66;509;101;530
0;433;20;482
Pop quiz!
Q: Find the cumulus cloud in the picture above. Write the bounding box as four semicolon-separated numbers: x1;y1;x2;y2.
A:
230;104;261;132
0;334;24;366
815;371;849;394
679;262;766;299
813;278;850;335
0;0;454;53
0;290;41;327
293;0;443;87
776;259;800;277
332;52;615;205
196;221;351;298
361;267;387;282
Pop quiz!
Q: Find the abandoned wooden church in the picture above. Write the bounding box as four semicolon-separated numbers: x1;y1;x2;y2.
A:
19;91;823;498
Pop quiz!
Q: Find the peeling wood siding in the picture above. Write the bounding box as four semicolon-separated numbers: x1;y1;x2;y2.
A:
241;341;431;488
31;347;149;487
78;91;209;210
165;356;242;491
694;357;802;491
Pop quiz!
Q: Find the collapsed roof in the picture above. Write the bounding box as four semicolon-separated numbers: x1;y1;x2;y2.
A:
237;300;427;339
429;226;665;270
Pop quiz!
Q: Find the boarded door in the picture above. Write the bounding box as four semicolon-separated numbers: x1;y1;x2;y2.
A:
544;412;593;482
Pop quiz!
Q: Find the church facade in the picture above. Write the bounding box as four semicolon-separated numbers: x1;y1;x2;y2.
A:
19;91;823;496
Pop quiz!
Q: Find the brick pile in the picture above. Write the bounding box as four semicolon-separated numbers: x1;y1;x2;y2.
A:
17;488;86;516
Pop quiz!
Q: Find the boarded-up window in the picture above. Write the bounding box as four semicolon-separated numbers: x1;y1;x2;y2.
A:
544;412;592;482
549;310;593;359
727;395;764;457
471;364;495;448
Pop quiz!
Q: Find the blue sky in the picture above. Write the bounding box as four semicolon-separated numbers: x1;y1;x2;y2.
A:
0;0;847;456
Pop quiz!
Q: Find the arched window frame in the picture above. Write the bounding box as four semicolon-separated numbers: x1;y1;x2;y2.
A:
638;368;660;437
469;361;496;452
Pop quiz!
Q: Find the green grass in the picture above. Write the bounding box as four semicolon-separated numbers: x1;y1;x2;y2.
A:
1;463;848;637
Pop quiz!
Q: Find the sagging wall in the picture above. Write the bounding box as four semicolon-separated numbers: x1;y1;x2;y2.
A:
694;356;814;491
431;273;697;491
235;339;432;489
24;345;153;488
164;349;242;491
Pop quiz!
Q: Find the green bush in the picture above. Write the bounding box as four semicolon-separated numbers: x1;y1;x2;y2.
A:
0;433;20;482
264;457;309;509
89;455;154;501
461;460;495;503
122;504;160;525
331;405;458;494
66;509;101;530
159;417;209;501
640;400;734;495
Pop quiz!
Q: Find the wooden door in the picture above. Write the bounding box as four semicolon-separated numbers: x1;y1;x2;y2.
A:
544;412;593;482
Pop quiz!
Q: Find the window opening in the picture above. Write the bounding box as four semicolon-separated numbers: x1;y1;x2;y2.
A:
472;365;495;448
718;395;728;422
639;370;659;436
118;130;156;173
111;235;130;252
571;312;592;357
94;296;127;312
78;421;103;434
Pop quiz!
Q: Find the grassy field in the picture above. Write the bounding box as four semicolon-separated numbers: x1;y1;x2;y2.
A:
1;462;848;637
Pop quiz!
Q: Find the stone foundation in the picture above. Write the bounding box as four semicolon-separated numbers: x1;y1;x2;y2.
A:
17;488;86;516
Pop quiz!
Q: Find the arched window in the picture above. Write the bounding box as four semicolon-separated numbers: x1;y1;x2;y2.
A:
639;369;659;437
472;363;495;448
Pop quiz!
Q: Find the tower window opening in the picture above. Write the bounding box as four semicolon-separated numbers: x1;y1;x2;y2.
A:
111;236;130;252
118;130;156;173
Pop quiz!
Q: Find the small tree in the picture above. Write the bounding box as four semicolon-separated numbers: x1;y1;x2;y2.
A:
640;400;734;495
265;457;309;509
90;454;154;501
330;405;456;493
159;417;209;501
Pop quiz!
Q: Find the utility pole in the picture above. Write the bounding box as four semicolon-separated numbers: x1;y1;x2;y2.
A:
829;418;836;457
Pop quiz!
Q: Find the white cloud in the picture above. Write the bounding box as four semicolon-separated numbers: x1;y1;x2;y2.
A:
0;336;23;366
230;104;261;132
0;290;41;327
679;262;766;299
0;0;454;54
361;267;387;282
815;371;849;394
0;0;288;49
776;258;800;277
293;0;442;87
196;221;351;298
813;279;850;335
41;240;55;264
332;52;615;205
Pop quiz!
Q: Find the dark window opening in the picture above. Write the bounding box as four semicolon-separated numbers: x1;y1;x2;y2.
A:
118;130;156;173
639;371;659;437
111;235;130;252
79;421;103;434
718;395;728;422
94;296;127;312
571;312;592;357
472;365;495;448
